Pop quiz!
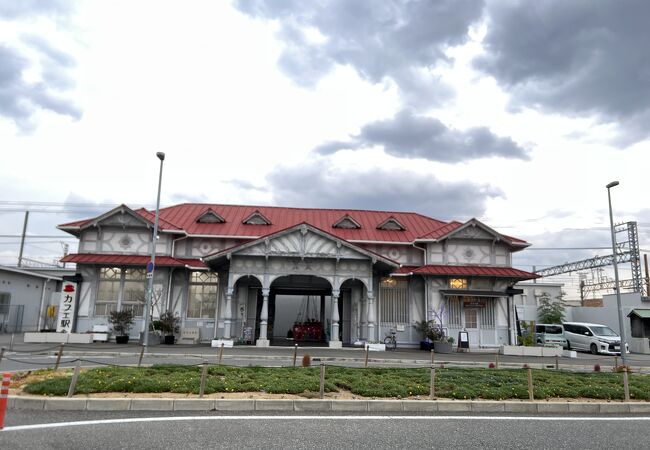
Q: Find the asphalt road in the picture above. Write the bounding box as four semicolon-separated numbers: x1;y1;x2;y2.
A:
2;410;650;449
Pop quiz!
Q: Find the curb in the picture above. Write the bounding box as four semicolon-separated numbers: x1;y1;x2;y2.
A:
9;396;650;413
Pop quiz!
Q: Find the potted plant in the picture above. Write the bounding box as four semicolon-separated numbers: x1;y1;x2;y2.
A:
159;311;180;345
108;309;135;344
414;319;446;351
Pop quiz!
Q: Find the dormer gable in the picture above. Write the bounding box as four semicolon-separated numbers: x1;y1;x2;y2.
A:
195;208;226;224
242;210;271;225
376;216;406;231
332;214;361;229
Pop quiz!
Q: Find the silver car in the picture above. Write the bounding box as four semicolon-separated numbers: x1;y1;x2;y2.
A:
563;322;625;355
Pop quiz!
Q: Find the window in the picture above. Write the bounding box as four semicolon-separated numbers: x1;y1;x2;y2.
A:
96;268;121;316
449;278;468;289
121;268;146;316
465;308;478;328
187;272;218;319
447;296;461;327
380;278;408;324
0;292;10;315
95;267;146;316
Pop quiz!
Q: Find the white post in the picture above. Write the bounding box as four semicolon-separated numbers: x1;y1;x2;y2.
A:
223;290;233;339
257;288;270;346
359;294;367;340
329;290;341;348
367;292;376;342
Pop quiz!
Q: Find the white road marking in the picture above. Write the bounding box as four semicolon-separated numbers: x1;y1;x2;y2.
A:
4;415;650;432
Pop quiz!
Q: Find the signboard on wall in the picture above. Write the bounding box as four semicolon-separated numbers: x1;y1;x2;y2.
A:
56;282;77;333
463;297;487;308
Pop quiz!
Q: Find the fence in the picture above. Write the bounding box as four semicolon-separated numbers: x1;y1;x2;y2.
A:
0;305;24;334
0;344;648;402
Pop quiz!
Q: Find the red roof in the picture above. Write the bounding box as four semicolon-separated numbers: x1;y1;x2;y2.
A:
58;203;529;246
61;253;206;269
405;264;539;280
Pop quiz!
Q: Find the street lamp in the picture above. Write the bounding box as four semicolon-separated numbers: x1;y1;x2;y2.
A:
143;152;165;349
606;180;628;365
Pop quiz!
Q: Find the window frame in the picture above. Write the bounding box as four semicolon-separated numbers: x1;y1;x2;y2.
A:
94;267;147;317
186;271;219;319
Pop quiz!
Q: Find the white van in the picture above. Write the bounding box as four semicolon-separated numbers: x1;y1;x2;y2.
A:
562;322;626;355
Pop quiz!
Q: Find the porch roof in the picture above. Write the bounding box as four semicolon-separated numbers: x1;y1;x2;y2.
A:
393;264;539;280
61;253;207;269
628;309;650;319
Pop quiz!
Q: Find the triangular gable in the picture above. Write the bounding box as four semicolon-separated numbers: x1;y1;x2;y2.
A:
81;204;152;230
204;223;398;267
195;208;226;224
376;216;406;231
441;219;529;247
242;210;271;225
333;214;361;229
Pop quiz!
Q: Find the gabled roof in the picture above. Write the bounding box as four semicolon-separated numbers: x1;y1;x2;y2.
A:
242;210;272;225
58;203;529;246
203;222;399;268
416;218;529;248
376;216;406;231
333;214;361;229
58;204;182;235
195;208;226;224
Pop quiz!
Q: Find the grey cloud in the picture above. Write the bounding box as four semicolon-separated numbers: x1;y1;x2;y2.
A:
264;159;503;219
0;0;71;19
22;34;76;67
0;43;80;130
476;0;650;145
315;109;528;162
235;0;483;108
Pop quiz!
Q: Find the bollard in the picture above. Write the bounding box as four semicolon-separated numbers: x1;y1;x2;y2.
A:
430;349;435;366
623;367;630;402
54;343;65;371
495;352;499;369
9;334;14;351
67;360;81;398
0;348;4;366
364;345;369;368
555;355;559;370
429;365;436;400
199;361;208;398
0;372;11;429
293;344;298;367
527;367;534;401
319;363;325;399
218;343;224;365
138;345;145;368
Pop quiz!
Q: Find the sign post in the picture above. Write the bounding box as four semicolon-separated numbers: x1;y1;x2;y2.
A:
56;282;77;333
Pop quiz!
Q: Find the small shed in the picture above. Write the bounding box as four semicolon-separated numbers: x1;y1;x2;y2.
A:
627;309;650;354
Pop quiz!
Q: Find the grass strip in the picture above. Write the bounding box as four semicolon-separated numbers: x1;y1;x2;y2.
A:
20;365;650;400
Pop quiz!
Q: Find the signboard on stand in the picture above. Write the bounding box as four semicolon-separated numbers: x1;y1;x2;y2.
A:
56;282;77;333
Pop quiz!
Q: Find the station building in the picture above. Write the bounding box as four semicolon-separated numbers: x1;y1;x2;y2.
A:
58;203;538;348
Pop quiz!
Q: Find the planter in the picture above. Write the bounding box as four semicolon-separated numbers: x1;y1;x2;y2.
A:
115;335;130;344
367;343;386;351
164;335;175;345
433;341;454;354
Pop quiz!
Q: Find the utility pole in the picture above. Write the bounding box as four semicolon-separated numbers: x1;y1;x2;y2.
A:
17;211;29;267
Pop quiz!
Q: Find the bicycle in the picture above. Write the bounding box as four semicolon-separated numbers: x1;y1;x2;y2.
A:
383;329;397;351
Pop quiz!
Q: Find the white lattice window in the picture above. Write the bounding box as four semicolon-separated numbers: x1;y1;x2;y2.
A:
187;272;218;319
446;296;462;327
380;279;409;324
95;267;146;316
95;268;121;316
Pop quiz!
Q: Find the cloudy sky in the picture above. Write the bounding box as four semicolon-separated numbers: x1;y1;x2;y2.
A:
1;0;648;299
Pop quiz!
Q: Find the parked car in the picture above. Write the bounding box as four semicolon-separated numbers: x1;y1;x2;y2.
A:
534;323;567;348
563;322;628;355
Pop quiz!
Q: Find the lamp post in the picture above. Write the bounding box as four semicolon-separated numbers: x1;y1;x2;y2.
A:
143;152;165;349
606;180;628;365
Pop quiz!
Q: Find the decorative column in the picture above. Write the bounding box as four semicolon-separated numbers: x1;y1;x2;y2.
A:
366;291;376;342
257;288;270;347
223;289;234;339
329;289;342;348
359;293;367;340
